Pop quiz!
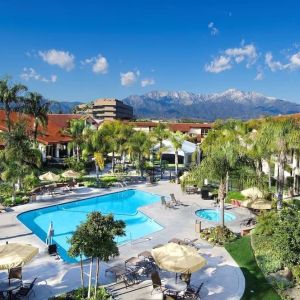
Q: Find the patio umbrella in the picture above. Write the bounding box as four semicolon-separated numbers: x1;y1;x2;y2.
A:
62;170;80;179
241;187;263;200
46;221;54;245
39;171;60;182
151;243;206;274
241;199;272;210
0;243;39;270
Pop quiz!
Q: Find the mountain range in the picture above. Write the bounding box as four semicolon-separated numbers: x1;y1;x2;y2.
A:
122;89;300;121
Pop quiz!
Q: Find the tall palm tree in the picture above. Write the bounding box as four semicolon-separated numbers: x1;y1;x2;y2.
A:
151;123;170;178
182;120;248;227
169;131;186;183
22;92;51;142
65;119;86;162
0;77;27;132
258;119;299;208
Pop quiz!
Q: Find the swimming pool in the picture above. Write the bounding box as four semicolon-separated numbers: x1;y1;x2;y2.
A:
18;189;163;263
195;209;236;222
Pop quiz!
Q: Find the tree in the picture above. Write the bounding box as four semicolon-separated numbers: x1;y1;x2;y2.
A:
151;123;170;178
169;131;186;184
258;119;300;208
0;77;27;132
68;212;126;299
0;121;42;202
127;131;153;177
22;92;51;142
65;119;87;162
183;120;248;227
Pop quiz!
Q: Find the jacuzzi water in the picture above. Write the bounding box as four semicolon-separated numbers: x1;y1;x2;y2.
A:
195;209;236;222
18;189;163;263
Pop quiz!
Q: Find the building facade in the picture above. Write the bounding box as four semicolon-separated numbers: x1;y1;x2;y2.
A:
77;98;134;121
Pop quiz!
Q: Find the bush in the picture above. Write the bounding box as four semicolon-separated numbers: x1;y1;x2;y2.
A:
200;226;237;246
292;265;300;285
49;286;110;299
23;173;40;191
0;183;13;202
64;157;86;172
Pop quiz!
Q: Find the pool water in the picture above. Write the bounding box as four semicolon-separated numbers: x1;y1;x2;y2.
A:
195;209;236;222
18;189;163;263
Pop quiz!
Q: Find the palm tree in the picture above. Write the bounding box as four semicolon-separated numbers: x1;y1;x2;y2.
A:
65;119;86;162
22;92;51;142
0;120;42;202
0;77;27;132
183;120;248;227
258;119;299;208
169;131;186;183
151;123;170;178
127;131;153;177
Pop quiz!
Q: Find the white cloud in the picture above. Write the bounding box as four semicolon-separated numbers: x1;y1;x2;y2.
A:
120;71;139;86
20;67;57;83
141;78;155;87
205;55;232;73
255;69;264;81
205;43;257;73
38;49;75;71
265;50;300;72
208;22;219;36
82;54;109;74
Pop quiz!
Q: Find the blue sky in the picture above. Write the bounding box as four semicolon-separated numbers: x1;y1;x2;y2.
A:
1;0;300;103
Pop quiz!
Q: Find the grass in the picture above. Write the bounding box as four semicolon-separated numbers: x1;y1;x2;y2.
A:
225;191;245;203
225;236;281;300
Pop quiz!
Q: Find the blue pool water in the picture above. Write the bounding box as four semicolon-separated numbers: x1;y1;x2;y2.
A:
195;209;236;222
18;189;163;263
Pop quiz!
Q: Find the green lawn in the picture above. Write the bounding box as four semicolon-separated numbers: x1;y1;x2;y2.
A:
225;236;281;300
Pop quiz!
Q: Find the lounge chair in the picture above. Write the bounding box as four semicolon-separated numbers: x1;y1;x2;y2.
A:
105;265;126;281
240;217;256;227
170;194;183;206
138;250;153;259
161;196;175;208
8;266;22;284
183;282;204;299
168;238;185;245
14;277;37;299
151;271;165;294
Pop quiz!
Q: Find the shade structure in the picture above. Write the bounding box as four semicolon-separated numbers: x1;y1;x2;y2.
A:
241;187;263;200
241;199;272;210
0;243;39;270
39;171;60;182
151;243;206;274
62;170;80;178
46;221;54;245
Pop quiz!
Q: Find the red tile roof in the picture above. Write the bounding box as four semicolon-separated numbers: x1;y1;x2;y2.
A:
0;110;83;145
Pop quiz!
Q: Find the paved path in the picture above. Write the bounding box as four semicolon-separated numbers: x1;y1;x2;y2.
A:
0;182;246;299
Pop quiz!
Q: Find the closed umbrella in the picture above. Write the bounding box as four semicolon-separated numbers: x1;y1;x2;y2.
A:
46;221;54;245
241;199;272;210
0;243;39;270
39;171;60;182
62;170;80;179
151;243;206;274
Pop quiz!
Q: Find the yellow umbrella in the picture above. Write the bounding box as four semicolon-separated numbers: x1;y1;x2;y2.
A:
62;170;80;178
241;199;272;210
0;243;39;270
151;243;206;274
39;171;60;182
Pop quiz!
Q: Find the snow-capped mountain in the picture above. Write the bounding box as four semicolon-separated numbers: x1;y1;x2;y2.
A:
123;89;300;121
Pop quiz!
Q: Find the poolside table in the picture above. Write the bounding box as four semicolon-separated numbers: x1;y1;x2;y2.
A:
0;280;21;300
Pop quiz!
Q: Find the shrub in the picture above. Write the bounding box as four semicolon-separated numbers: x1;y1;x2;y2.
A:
0;183;13;202
292;265;300;284
200;226;237;246
64;157;86;172
49;286;109;299
23;173;40;191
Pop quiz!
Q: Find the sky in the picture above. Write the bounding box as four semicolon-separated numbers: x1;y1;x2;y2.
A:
1;0;300;103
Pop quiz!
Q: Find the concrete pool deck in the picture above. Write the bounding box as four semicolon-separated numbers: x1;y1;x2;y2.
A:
0;181;248;299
